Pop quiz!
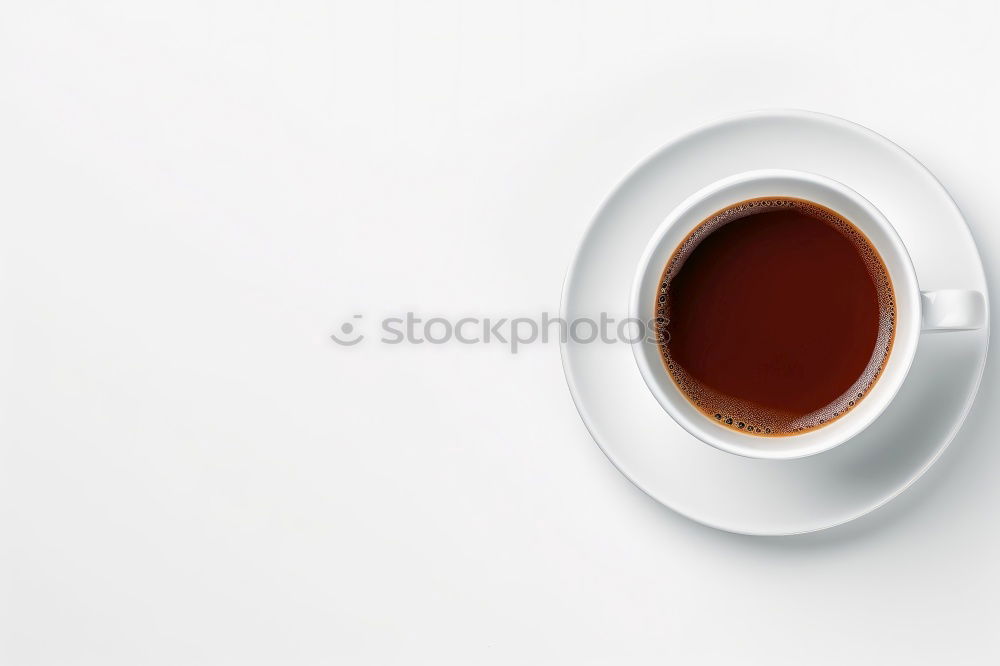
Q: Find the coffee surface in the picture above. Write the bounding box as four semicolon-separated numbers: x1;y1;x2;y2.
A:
656;198;895;436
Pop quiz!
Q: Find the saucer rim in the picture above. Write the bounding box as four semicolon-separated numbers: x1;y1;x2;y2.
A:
559;108;990;536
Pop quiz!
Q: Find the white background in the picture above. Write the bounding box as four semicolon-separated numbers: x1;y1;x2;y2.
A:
2;1;999;664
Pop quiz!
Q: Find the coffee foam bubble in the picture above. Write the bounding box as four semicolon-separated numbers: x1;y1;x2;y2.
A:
655;197;896;436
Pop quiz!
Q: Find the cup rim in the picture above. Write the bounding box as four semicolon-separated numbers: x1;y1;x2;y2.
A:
628;169;922;460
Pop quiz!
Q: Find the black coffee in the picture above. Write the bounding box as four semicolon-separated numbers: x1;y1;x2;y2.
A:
656;197;895;436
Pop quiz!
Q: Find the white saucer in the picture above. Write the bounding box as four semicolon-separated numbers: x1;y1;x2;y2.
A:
560;109;990;535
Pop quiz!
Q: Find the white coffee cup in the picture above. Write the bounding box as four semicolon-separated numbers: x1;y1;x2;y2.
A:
629;169;986;460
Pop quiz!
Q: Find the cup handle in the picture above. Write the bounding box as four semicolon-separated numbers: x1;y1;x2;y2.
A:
921;290;987;332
